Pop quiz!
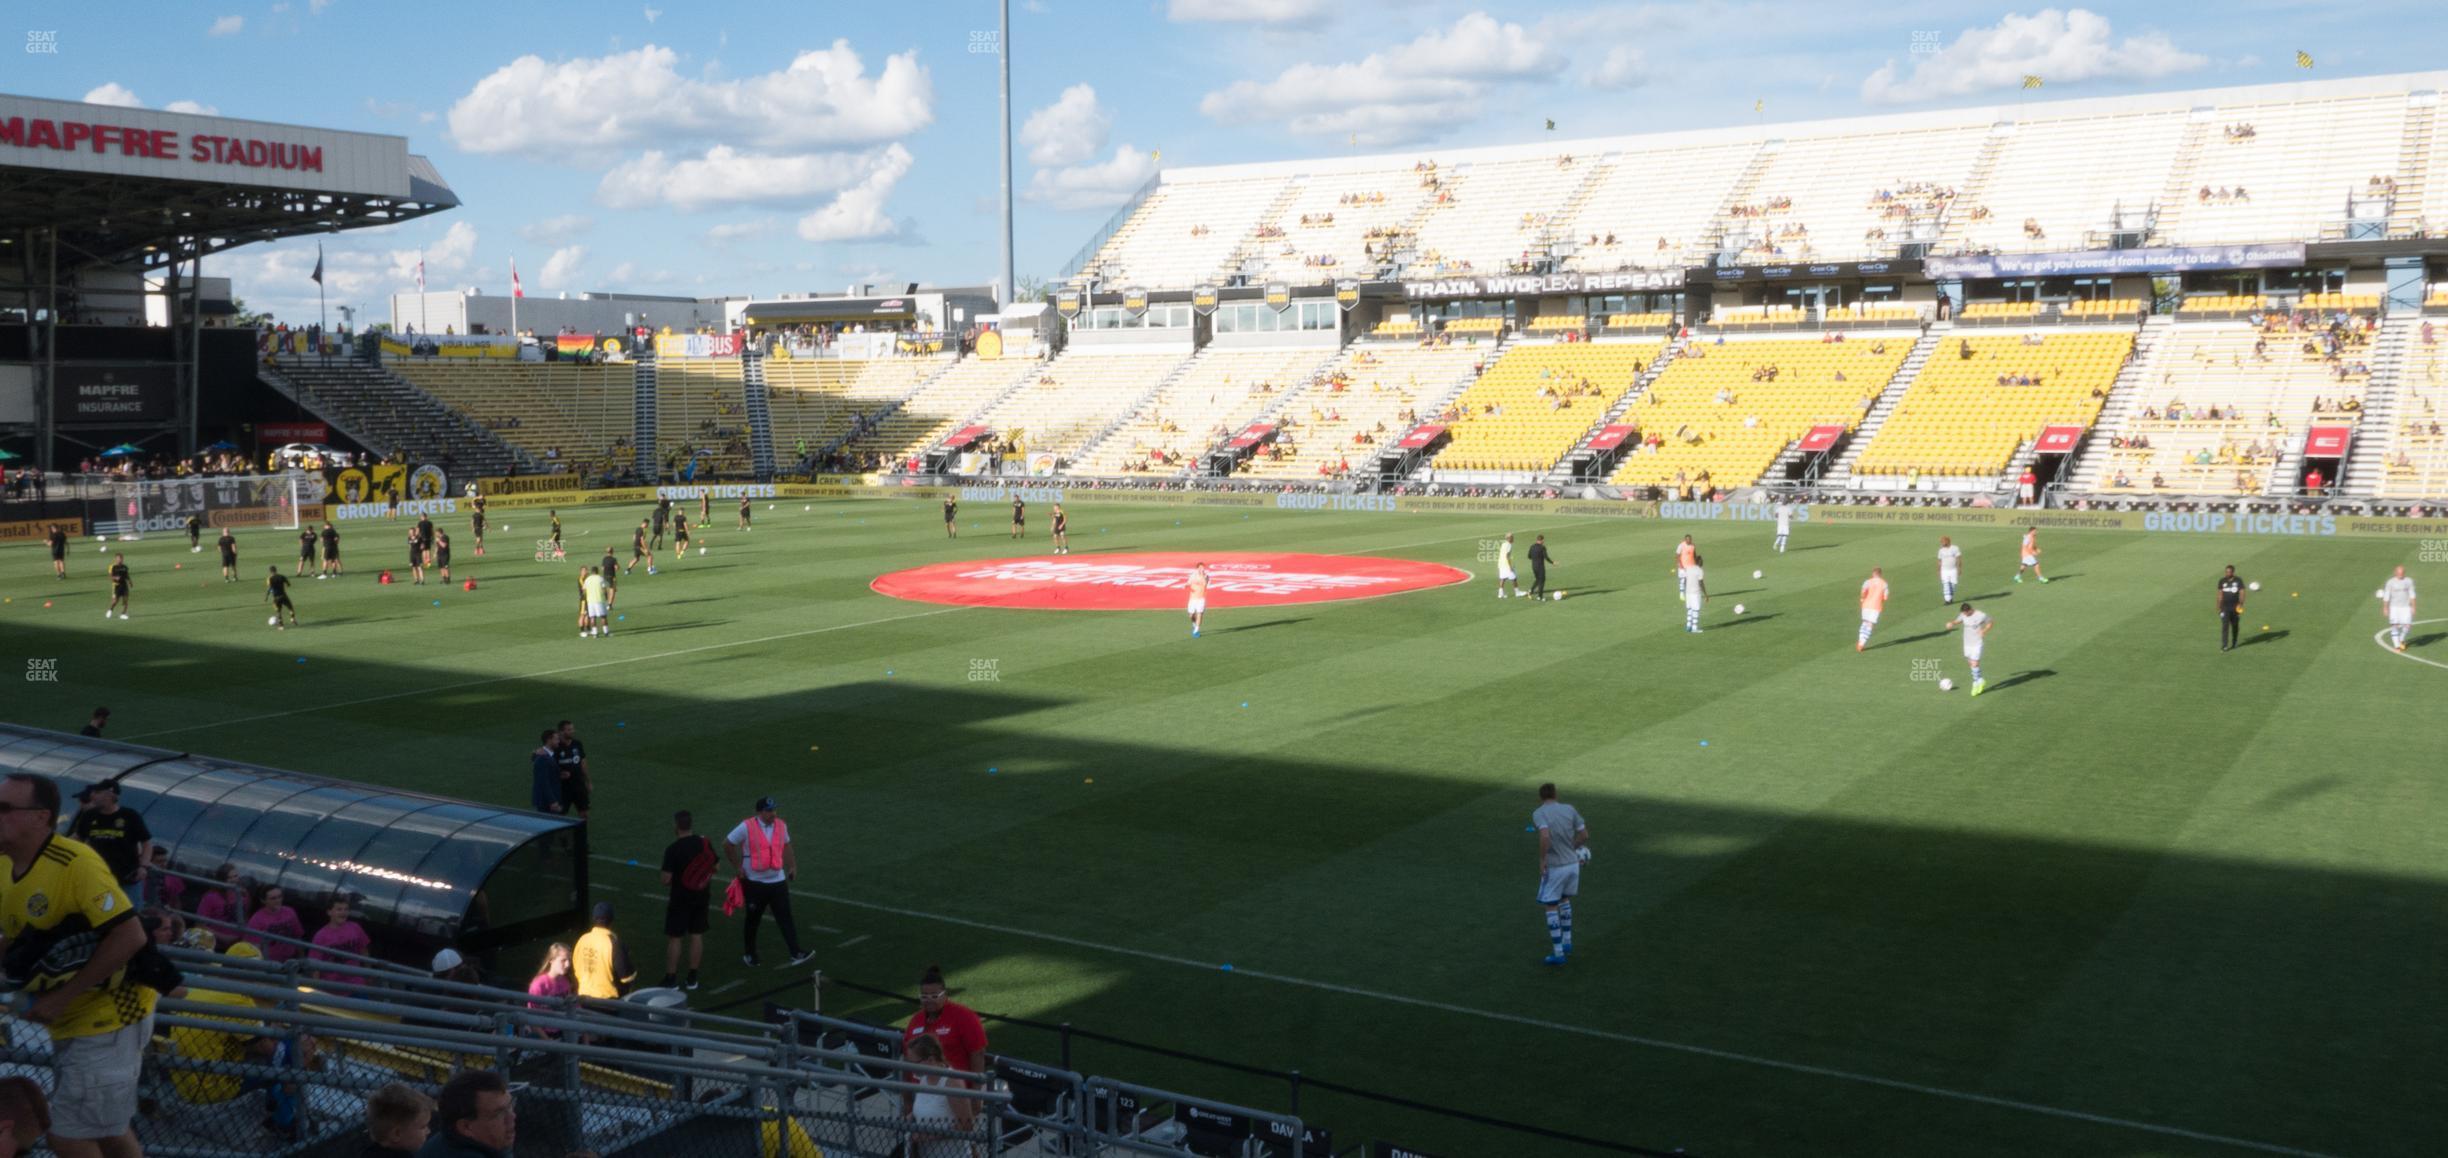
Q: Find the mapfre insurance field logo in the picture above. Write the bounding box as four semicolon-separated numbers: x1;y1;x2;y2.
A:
873;551;1470;611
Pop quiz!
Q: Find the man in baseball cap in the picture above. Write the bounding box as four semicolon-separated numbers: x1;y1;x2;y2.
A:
573;901;634;999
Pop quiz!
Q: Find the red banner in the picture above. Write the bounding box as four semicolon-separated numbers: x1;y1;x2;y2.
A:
938;425;993;451
1395;424;1448;449
1226;423;1278;450
2033;424;2085;454
2303;425;2352;457
259;422;330;444
1585;424;1638;452
1796;424;1847;454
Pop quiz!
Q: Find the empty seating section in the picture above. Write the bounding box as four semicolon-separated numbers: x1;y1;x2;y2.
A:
2088;322;2375;494
1238;345;1482;480
978;351;1189;462
1408;157;1593;277
1373;318;1423;338
1565;144;1759;269
1609;337;1912;490
1855;331;2132;479
764;356;951;456
1714;305;1805;327
1950;113;2187;252
1607;312;1675;330
1251;170;1429;283
846;357;1042;462
1089;176;1289;289
1434;341;1665;472
1725;127;1985;263
392;362;636;473
1525;315;1587;334
2378;332;2448;498
2063;299;2146;320
2180;295;2267;313
1826;303;1927;324
1078;349;1326;474
657;361;751;476
1958;301;2043;321
2163;97;2405;245
2298;292;2382;312
1442;317;1506;337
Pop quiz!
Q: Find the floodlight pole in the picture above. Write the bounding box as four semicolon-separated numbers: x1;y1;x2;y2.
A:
999;0;1015;309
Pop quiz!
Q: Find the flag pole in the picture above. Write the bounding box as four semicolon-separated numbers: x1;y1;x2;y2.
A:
315;243;327;362
510;256;519;341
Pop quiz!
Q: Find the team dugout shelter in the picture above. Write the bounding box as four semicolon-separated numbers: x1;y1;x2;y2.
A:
0;723;583;970
0;91;458;468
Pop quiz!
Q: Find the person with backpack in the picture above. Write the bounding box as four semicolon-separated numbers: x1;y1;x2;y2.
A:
658;810;717;990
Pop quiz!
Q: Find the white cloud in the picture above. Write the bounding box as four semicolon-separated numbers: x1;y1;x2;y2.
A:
310;0;333;13
704;218;778;242
609;261;638;283
1586;45;1647;91
519;214;595;246
598;145;911;212
1198;12;1560;145
796;145;915;242
1021;83;1110;167
1861;8;2206;104
164;100;220;116
1167;0;1329;25
271;2;291;12
84;83;144;108
209;14;244;36
538;245;587;289
448;41;933;155
1025;144;1159;212
643;5;662;21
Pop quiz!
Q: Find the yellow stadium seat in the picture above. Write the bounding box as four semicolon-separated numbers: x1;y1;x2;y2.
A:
1855;331;2132;478
1608;337;1912;490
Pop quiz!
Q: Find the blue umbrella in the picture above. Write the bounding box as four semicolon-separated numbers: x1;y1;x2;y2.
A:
101;444;144;456
202;439;238;452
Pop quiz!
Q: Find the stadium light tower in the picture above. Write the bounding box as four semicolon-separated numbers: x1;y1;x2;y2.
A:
999;0;1015;308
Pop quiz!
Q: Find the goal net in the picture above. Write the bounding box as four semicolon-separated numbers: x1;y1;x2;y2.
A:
107;475;304;539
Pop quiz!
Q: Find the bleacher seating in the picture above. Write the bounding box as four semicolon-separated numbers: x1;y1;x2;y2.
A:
1854;331;2132;479
1076;349;1327;475
976;351;1191;463
845;356;1043;463
2063;298;2147;320
394;361;636;477
2179;294;2268;313
1250;170;1430;283
1947;112;2190;253
2431;288;2448;307
1564;144;1760;269
2297;292;2382;312
1720;126;1986;263
1609;336;1913;491
1408;156;1593;277
1713;305;1806;327
2378;328;2448;498
1606;312;1676;331
269;356;532;480
1525;314;1590;334
1372;318;1424;338
2085;321;2375;494
1238;344;1482;480
765;355;952;461
1432;340;1666;472
1442;317;1507;337
656;360;751;477
2160;96;2407;245
1087;175;1290;289
1959;301;2043;321
1825;303;1927;324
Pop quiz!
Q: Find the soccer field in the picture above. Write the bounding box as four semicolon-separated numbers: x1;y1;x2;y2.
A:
3;496;2439;1156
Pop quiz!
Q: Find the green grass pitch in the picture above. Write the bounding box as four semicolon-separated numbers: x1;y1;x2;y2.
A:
2;497;2439;1156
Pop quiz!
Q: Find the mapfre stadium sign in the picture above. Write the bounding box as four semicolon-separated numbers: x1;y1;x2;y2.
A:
0;93;409;197
1403;270;1682;299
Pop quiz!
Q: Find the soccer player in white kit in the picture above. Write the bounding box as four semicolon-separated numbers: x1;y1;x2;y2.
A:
1496;533;1519;599
1532;782;1588;966
1681;553;1707;632
1857;566;1889;651
1948;601;1992;696
1187;562;1209;639
1772;501;1793;553
1936;536;1963;604
2380;565;2417;651
2013;526;2049;584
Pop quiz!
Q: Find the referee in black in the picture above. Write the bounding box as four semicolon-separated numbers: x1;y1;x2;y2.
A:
1528;534;1556;601
2217;565;2246;651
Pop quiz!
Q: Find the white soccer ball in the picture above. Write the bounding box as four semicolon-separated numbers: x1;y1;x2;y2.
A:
98;545;107;552
1753;570;1763;579
2377;589;2387;600
268;616;279;626
1577;846;1591;863
699;546;707;555
2248;581;2260;591
1733;604;1745;615
1553;591;1566;601
1939;678;1954;692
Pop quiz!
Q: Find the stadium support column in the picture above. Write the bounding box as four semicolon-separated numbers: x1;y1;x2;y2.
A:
999;0;1015;309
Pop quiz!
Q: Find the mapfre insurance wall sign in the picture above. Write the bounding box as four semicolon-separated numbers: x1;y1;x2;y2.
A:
0;94;409;197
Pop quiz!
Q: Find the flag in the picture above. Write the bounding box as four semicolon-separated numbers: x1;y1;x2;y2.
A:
2022;75;2044;89
1151;148;1161;165
309;243;323;286
1544;118;1555;131
2296;50;2314;68
1753;99;1763;113
511;258;523;299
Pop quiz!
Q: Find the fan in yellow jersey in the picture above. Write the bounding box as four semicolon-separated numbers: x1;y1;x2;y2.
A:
0;772;158;1151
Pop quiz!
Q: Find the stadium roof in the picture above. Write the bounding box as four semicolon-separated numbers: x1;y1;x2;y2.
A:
0;92;457;273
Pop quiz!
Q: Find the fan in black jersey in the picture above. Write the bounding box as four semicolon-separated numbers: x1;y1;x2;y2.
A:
265;566;298;629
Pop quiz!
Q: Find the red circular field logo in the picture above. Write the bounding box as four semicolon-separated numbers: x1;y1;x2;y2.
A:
873;551;1471;610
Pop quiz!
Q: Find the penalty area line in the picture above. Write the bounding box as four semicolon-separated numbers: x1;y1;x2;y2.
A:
119;605;975;741
585;856;2331;1157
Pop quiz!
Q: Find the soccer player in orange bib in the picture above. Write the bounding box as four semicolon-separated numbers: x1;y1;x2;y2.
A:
1857;566;1889;652
2014;526;2049;584
1673;534;1697;598
1187;562;1209;639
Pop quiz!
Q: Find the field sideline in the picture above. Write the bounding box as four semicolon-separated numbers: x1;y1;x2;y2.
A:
3;496;2439;1156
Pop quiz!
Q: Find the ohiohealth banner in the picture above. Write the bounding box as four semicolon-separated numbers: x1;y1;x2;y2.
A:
1925;244;2306;280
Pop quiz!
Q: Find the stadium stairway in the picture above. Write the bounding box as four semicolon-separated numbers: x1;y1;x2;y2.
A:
1697;145;1780;263
814;355;965;458
2340;313;2420;495
2064;314;2175;492
1820;328;1943;485
740;351;778;479
1929;132;2010;255
262;355;538;479
2388;100;2438;238
1220;177;1308;282
1067;356;1200;469
1541;154;1620;253
2139;119;2212;246
1544;334;1688;484
631;356;658;477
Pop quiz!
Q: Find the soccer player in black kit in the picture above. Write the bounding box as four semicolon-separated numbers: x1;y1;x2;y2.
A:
1527;534;1556;601
943;495;958;538
186;514;203;552
218;527;239;582
415;513;436;568
673;510;692;558
435;531;454;581
106;553;132;619
265;565;298;629
1010;495;1025;540
406;524;427;585
471;493;488;556
320;520;342;577
738;494;752;532
652;498;670;551
1050;502;1069;554
296;527;316;577
629;519;655;575
2217;565;2246;651
48;523;68;579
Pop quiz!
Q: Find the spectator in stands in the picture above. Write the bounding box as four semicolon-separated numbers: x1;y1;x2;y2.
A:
362;1083;434;1158
572;901;634;1000
525;942;575;1028
659;811;716;991
197;864;246;946
431;947;480;987
417;1070;516;1158
903;1035;977;1158
68;778;150;891
903;964;990;1082
310;894;373;989
247;883;306;962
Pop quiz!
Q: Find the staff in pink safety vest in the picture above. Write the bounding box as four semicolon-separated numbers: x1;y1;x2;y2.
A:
725;796;813;968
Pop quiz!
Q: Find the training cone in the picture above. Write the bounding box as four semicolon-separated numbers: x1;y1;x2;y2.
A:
378;571;394;585
463;579;476;591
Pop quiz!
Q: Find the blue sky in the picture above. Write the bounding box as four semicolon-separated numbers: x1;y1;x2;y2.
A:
7;0;2436;325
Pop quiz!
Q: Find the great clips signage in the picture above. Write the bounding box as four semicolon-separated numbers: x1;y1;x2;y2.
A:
0;95;407;197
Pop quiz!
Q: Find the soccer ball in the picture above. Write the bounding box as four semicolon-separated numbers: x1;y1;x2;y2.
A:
1753;570;1763;579
1733;604;1745;615
2248;581;2260;591
1939;678;1954;692
2376;589;2386;599
699;547;707;555
1552;591;1566;601
268;616;279;626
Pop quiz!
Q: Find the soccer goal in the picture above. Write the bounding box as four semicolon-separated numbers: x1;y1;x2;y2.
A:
108;475;304;539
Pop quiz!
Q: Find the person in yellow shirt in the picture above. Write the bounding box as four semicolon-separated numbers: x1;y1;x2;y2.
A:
571;901;634;1000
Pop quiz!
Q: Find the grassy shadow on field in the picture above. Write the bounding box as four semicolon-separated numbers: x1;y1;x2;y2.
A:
2240;630;2290;648
1717;613;1782;629
1212;618;1312;635
1875;630;1951;650
1983;668;2057;692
